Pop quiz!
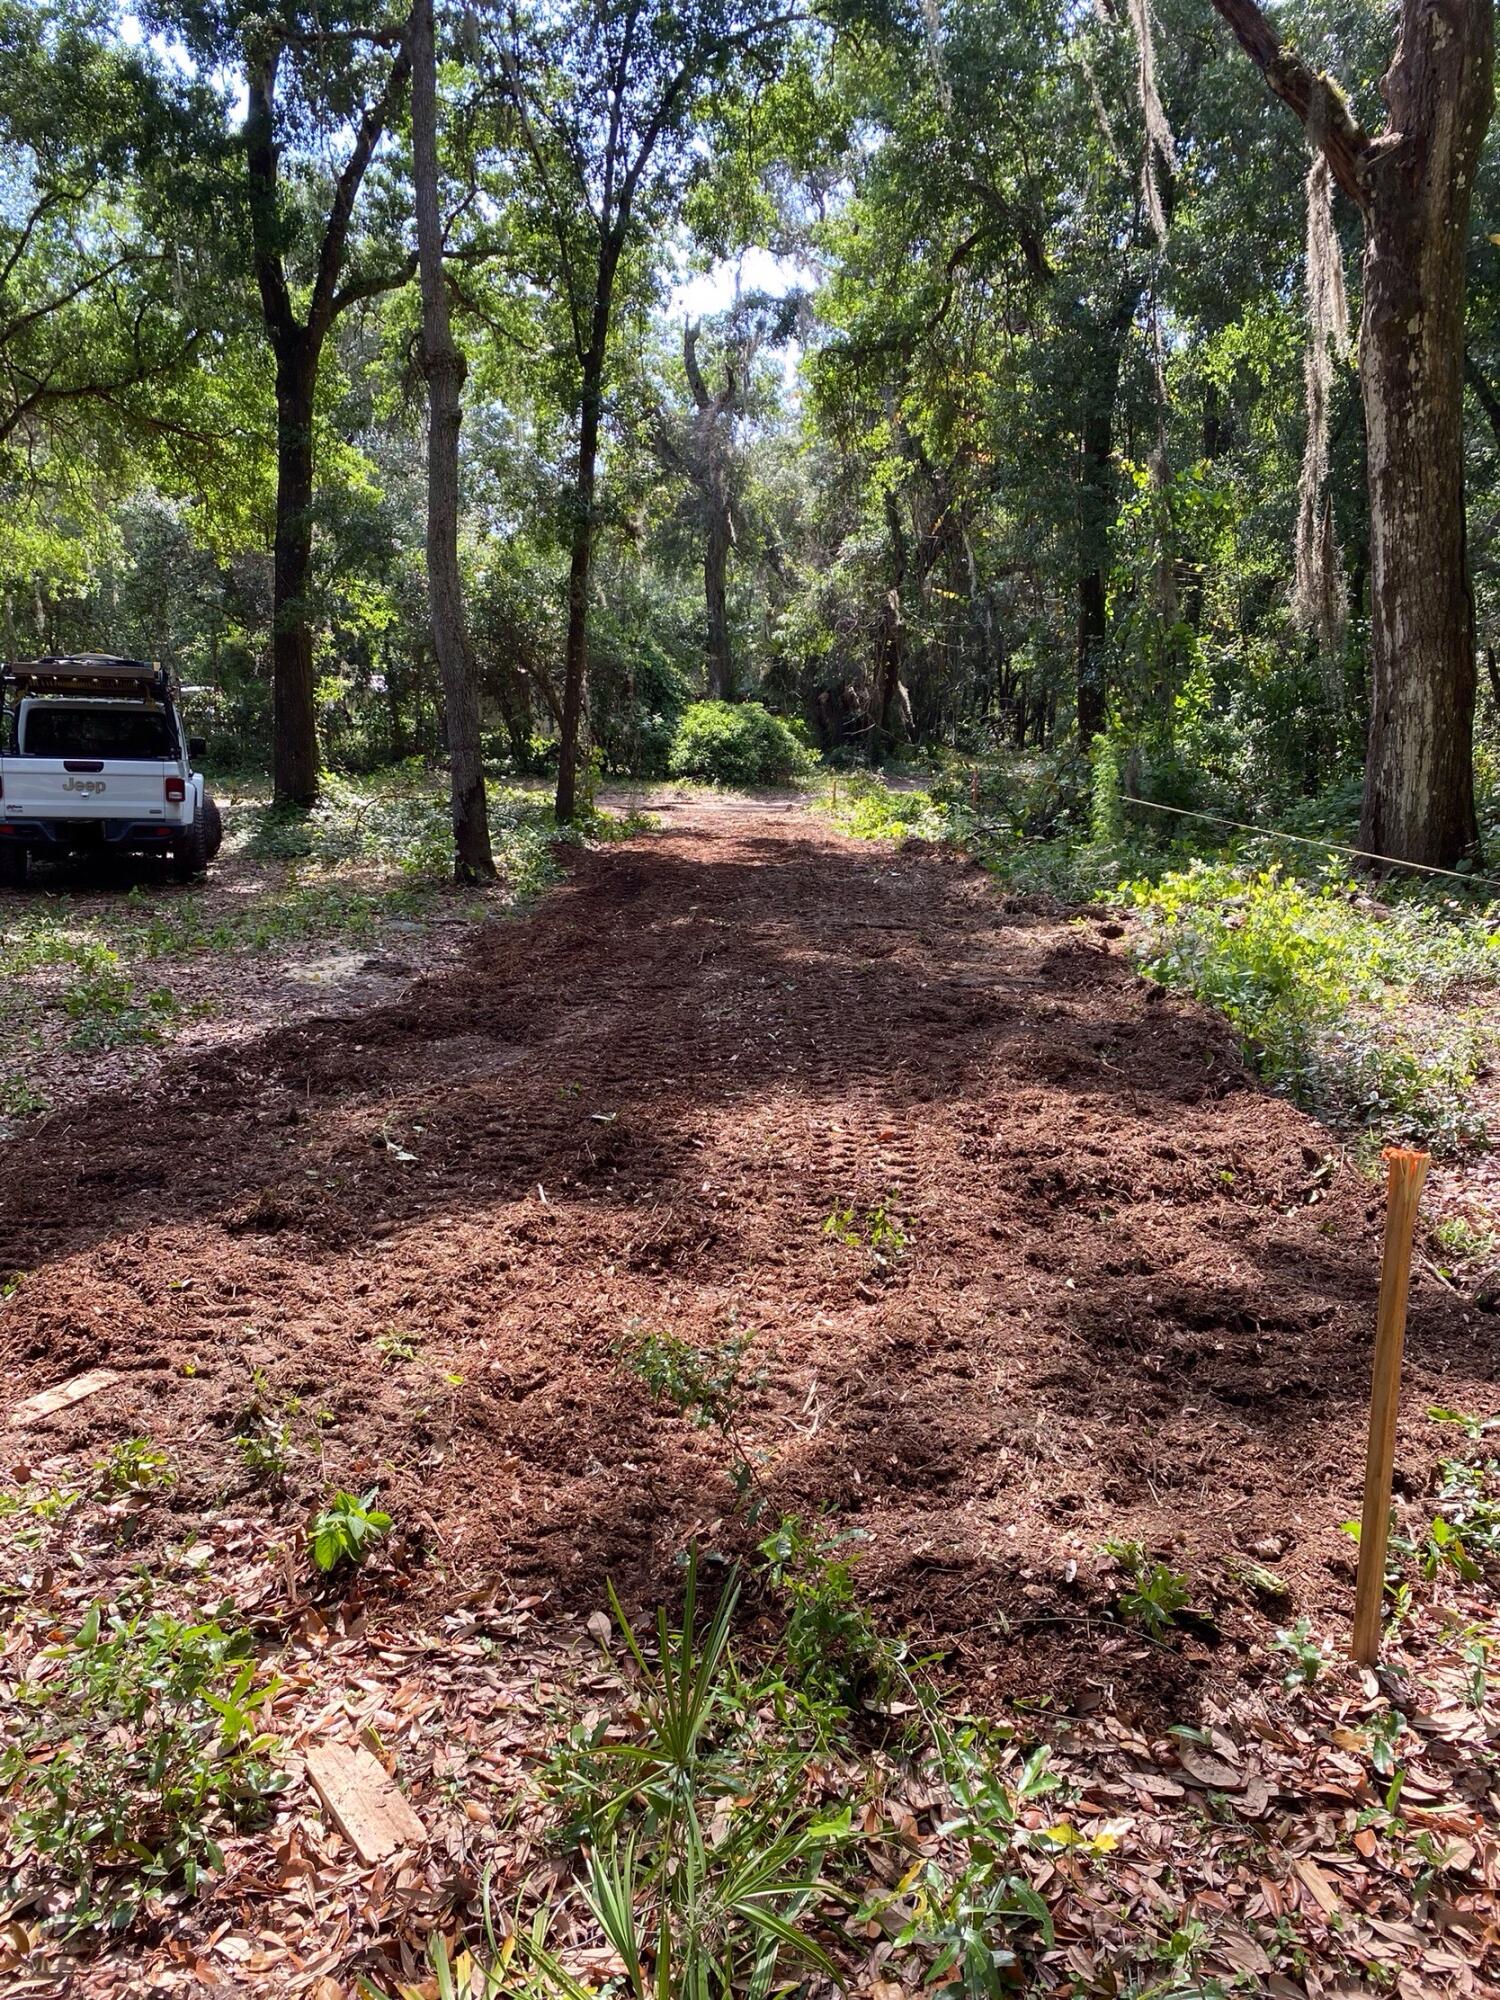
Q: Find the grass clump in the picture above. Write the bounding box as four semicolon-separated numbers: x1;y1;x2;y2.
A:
667;701;812;788
1;1604;284;1936
1128;862;1496;1153
510;1554;850;2000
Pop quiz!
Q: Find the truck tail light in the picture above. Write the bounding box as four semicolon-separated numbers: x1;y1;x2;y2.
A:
165;776;186;803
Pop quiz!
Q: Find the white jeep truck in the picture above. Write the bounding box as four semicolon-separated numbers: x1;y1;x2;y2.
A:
0;654;223;888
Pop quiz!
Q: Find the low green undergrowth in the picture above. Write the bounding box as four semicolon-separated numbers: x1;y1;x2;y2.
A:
1128;863;1498;1153
240;767;572;893
386;1546;1061;2000
2;1605;284;1936
59;947;184;1049
822;769;952;842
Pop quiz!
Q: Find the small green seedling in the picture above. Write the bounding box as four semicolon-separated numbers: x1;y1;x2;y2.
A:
93;1438;175;1496
309;1489;392;1573
823;1199;907;1272
1272;1617;1331;1687
1102;1539;1190;1638
234;1419;294;1489
619;1324;767;1514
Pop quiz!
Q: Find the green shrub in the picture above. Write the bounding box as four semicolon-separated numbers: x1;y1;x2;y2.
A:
824;770;951;842
1129;863;1497;1153
667;701;812;787
2;1606;283;1935
1087;735;1125;849
757;1514;893;1707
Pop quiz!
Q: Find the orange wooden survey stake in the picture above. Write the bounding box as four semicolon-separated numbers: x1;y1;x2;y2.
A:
1351;1146;1431;1666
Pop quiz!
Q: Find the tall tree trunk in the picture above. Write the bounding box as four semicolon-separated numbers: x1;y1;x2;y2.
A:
1356;12;1489;866
272;341;320;807
1210;0;1492;867
245;32;412;810
410;0;494;881
704;492;734;699
1076;569;1108;742
1074;288;1137;741
875;487;912;751
556;262;616;824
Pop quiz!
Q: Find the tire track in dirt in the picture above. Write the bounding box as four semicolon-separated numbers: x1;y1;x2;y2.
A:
1;796;1494;1712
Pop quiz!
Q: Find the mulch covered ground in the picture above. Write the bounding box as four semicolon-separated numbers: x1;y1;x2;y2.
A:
1;797;1497;1994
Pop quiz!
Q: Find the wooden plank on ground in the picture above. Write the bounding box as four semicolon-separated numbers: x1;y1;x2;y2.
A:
305;1742;426;1864
8;1368;120;1428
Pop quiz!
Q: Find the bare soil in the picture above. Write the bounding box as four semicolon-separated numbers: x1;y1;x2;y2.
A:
3;796;1495;1718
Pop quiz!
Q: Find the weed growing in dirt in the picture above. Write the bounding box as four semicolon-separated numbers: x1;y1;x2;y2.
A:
1381;1447;1500;1594
618;1324;767;1514
92;1438;175;1496
0;1071;48;1123
858;1722;1058;1998
59;946;182;1050
1;1604;284;1935
0;1477;81;1547
375;1328;421;1366
758;1514;897;1708
1430;1404;1500;1444
823;1199;907;1274
1272;1618;1332;1687
1430;1218;1499;1266
1102;1540;1191;1639
233;1417;294;1490
1434;1457;1500;1559
309;1488;392;1572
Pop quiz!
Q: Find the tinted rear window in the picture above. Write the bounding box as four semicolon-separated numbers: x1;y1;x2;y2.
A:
21;706;174;759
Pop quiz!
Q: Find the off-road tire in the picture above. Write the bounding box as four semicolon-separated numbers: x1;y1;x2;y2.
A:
201;794;223;860
172;804;210;882
0;843;27;890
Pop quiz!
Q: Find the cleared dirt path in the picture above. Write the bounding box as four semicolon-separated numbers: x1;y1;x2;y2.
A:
2;797;1493;1711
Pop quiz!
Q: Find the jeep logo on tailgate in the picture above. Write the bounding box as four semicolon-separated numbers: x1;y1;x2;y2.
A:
63;776;106;796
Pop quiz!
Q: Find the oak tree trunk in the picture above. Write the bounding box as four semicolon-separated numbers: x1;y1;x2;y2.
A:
1210;0;1493;867
272;343;320;807
704;493;734;700
1356;7;1490;866
1074;288;1137;742
411;0;494;880
556;261;616;824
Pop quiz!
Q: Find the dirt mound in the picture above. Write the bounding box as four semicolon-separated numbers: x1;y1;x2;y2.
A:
2;799;1493;1714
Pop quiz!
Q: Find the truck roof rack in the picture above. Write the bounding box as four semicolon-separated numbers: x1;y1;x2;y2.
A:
3;654;171;698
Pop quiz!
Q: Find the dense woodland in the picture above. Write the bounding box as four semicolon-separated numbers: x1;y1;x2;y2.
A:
5;0;1498;871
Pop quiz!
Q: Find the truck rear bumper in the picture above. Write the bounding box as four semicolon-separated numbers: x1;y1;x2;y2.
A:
0;818;178;852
